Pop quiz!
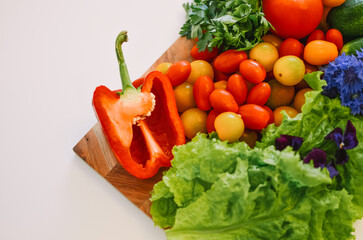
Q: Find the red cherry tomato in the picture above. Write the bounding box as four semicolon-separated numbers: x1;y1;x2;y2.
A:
212;58;231;82
166;61;191;87
325;29;344;51
226;74;248;105
246;82;271;106
206;109;219;133
193;75;215;111
278;38;304;58
238;104;270;130
262;105;274;125
239;59;266;84
306;29;325;44
214;50;247;73
209;89;238;113
191;44;219;62
263;0;323;39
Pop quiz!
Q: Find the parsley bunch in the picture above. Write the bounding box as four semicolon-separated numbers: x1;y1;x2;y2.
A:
179;0;271;51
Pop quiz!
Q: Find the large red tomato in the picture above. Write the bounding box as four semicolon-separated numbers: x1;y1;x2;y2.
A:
262;0;323;39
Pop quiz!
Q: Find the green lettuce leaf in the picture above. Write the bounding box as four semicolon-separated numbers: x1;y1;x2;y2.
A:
258;71;363;217
151;134;356;239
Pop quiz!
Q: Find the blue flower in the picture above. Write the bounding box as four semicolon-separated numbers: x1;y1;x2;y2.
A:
275;135;303;151
322;50;363;115
325;120;358;164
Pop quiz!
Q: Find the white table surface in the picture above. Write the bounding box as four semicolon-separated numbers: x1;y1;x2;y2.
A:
0;0;362;239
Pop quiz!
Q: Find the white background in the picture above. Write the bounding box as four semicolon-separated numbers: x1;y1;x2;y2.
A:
0;0;362;239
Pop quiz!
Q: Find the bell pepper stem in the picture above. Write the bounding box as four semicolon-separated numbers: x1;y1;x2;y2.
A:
115;31;136;93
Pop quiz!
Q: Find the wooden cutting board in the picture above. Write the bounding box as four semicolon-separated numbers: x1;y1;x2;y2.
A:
73;36;196;218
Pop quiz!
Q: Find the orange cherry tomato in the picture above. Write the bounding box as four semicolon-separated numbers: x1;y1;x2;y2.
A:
278;38;304;58
306;29;325;44
325;29;344;51
166;61;191;87
246;82;271;106
226;74;248;105
262;105;274;125
206;109;219;133
273;106;298;126
214;50;247;73
304;40;338;66
191;44;219;62
193;75;215;111
209;89;238;113
322;0;345;7
238;104;270;130
239;59;266;84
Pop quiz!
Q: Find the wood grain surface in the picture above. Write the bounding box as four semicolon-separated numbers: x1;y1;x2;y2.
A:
73;36;196;217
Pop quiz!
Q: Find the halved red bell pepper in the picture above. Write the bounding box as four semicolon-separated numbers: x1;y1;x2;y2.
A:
92;31;185;179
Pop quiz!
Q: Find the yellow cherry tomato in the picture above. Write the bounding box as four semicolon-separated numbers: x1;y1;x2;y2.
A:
249;42;279;72
214;112;244;142
173;82;196;113
155;62;172;74
273;56;305;86
186;60;214;85
180;108;207;139
273;106;298;127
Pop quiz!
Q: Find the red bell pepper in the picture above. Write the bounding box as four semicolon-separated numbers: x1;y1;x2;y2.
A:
92;31;185;179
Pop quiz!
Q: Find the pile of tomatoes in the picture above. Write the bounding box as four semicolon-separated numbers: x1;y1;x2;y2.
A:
154;28;343;146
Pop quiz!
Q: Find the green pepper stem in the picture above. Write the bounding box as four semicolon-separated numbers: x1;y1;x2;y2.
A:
115;31;136;93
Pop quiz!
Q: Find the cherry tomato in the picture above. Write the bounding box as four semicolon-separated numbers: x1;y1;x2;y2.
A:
261;34;283;50
226;74;248;105
180;108;207;139
206;109;219;133
278;38;304;58
238;104;270;130
186;60;214;85
214;50;247;73
249;42;279;72
132;77;145;88
322;0;345;7
214;80;228;90
262;105;274;125
173;82;196;113
304;40;338;66
273;106;298;126
212;58;231;82
239;129;258;148
306;29;325;44
239;59;266;84
263;0;323;39
273;56;305;86
215;112;245;142
209;89;238;113
190;44;219;62
293;88;313;112
155;62;172;74
246;82;271;106
166;61;191;87
193;75;215;111
325;29;344;51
